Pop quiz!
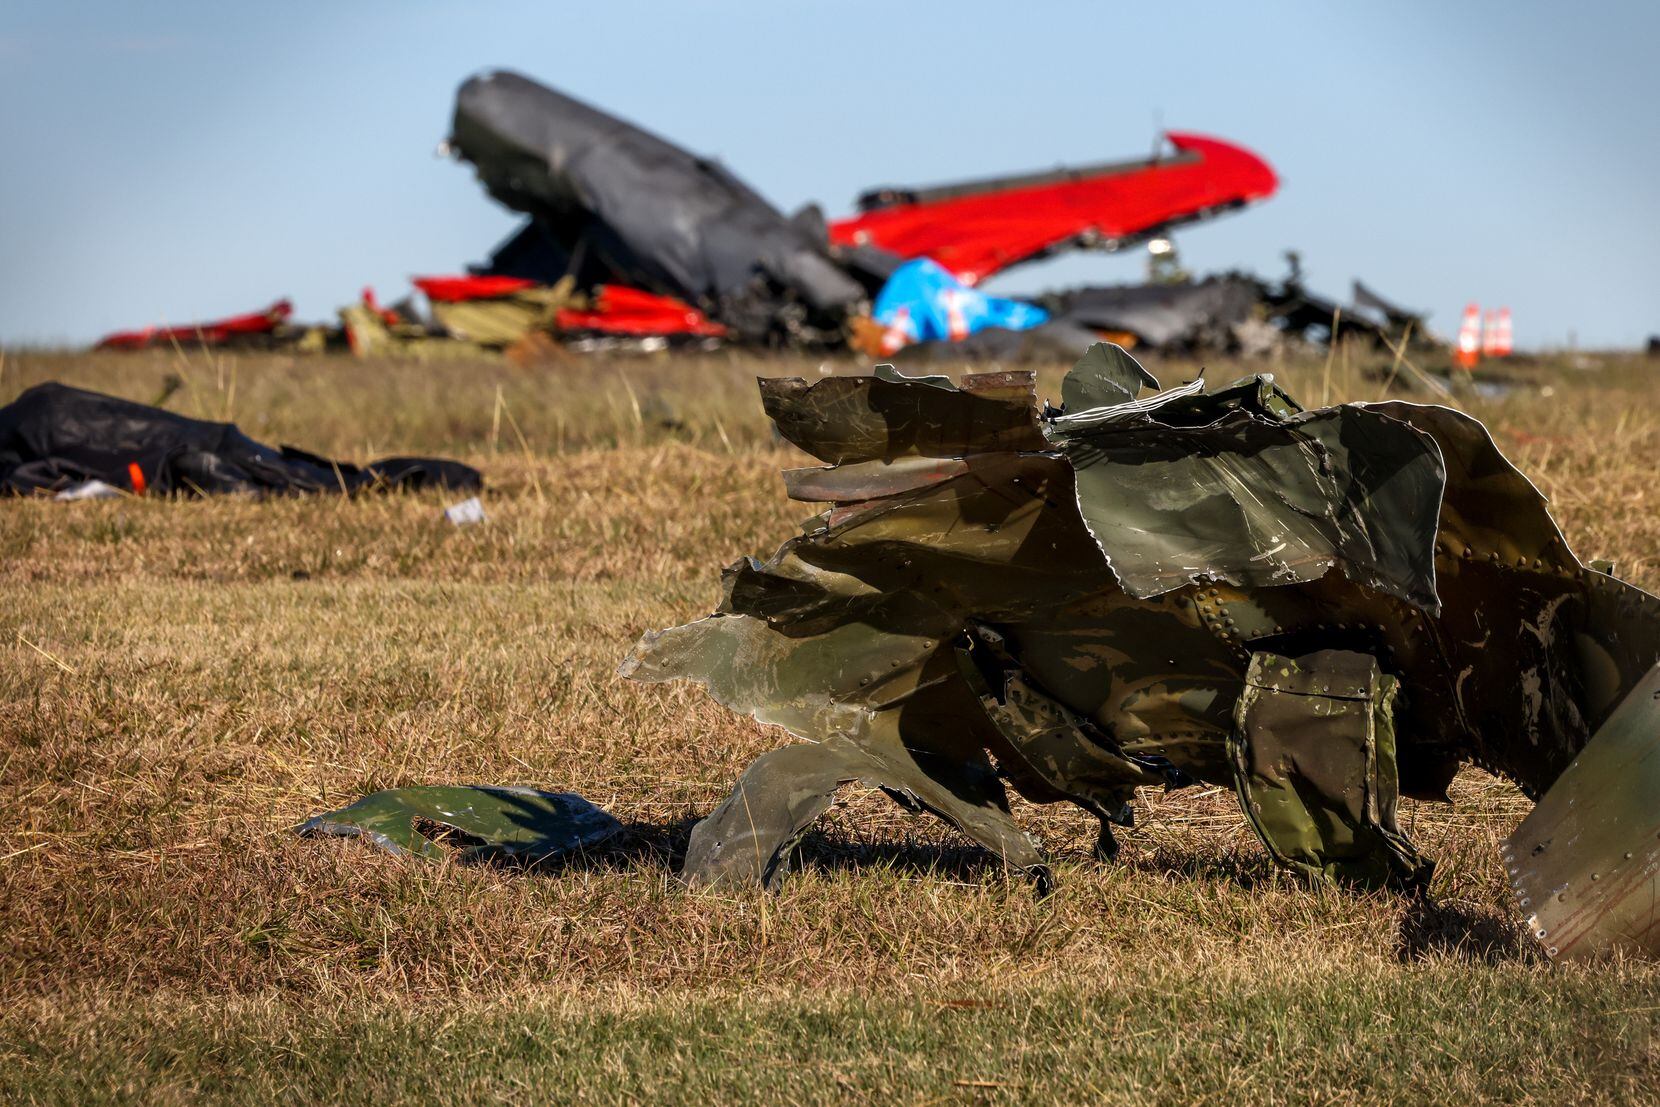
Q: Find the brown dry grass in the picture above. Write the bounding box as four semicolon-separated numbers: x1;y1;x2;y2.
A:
1;344;1658;1103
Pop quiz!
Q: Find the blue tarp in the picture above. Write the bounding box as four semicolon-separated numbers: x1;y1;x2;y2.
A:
872;259;1048;349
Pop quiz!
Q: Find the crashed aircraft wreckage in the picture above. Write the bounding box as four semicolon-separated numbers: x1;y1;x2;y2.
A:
829;132;1278;287
450;69;1278;349
94;70;1430;361
304;345;1660;962
92;70;1296;357
95;299;302;351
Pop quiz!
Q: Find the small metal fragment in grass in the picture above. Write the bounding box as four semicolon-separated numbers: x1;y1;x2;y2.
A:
297;785;621;863
444;496;487;526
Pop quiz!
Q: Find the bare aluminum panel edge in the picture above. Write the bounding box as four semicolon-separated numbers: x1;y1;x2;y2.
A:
1504;664;1660;960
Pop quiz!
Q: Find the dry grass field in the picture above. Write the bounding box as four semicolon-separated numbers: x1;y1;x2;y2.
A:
2;344;1658;1103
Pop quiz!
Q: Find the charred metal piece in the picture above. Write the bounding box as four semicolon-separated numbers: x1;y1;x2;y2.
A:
449;70;867;346
624;345;1660;960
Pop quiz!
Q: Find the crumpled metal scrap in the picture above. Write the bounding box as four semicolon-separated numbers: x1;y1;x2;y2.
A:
623;344;1660;961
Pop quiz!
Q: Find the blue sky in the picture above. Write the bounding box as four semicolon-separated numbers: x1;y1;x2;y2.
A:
1;2;1654;348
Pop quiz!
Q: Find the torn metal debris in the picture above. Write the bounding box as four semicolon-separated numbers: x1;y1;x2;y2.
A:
897;264;1440;363
297;785;621;863
444;496;487;527
620;345;1660;960
1041;275;1262;353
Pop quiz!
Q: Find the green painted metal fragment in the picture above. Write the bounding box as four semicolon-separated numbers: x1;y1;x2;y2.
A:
297;785;622;863
682;733;1048;892
1051;395;1445;609
1229;649;1429;887
757;366;1042;464
1060;341;1160;413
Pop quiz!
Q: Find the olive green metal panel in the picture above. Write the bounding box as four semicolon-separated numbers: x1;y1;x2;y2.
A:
1229;649;1429;888
1059;341;1159;412
681;733;1047;892
758;366;1043;464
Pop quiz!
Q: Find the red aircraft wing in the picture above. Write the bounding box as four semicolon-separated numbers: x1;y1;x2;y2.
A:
828;132;1278;285
97;300;294;350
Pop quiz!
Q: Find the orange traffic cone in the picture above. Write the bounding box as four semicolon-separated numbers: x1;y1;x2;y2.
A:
1491;307;1513;357
1455;303;1482;369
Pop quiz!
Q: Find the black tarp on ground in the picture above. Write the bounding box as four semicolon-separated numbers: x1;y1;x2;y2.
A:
0;383;481;497
449;70;867;345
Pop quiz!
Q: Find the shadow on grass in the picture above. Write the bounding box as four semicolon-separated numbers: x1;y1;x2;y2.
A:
1120;844;1281;889
790;830;1015;884
1394;895;1538;964
498;822;1320;892
506;818;696;877
455;819;1025;889
460;820;1538;966
520;824;1018;886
